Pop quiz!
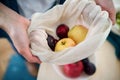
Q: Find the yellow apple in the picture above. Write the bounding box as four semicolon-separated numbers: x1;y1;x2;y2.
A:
68;25;88;44
55;38;76;52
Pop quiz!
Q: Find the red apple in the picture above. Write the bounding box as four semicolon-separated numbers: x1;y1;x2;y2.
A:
56;24;69;39
63;61;84;78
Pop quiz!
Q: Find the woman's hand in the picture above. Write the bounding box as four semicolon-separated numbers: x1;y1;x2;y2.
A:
0;3;41;64
95;0;116;24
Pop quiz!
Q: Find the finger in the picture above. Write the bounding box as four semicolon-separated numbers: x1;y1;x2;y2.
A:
21;49;41;64
26;51;41;64
108;9;116;25
26;55;41;64
95;0;116;25
101;6;116;25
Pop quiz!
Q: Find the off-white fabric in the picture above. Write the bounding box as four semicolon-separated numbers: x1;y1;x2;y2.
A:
28;0;112;65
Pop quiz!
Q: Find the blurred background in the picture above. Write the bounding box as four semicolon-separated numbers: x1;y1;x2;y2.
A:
0;0;120;80
0;38;39;80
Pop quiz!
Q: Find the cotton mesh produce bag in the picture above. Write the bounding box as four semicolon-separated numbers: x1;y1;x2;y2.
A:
28;0;112;67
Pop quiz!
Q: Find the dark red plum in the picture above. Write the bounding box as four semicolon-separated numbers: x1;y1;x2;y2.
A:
47;34;58;51
56;24;69;39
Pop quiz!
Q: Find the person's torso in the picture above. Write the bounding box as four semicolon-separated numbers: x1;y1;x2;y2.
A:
17;0;60;19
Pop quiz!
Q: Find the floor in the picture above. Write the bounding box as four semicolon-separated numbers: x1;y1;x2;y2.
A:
0;38;14;80
0;38;38;80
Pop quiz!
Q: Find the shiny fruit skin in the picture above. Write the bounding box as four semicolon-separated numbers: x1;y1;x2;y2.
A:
63;61;84;78
55;38;76;52
68;25;88;44
47;34;58;51
83;62;96;75
81;58;90;65
56;24;69;39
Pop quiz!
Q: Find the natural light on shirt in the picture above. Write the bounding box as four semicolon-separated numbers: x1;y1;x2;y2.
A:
17;0;57;19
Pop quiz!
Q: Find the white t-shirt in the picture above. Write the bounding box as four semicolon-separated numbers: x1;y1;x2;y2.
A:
17;0;60;19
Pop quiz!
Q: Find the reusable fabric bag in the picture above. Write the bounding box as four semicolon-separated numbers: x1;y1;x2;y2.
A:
28;0;112;65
